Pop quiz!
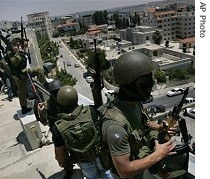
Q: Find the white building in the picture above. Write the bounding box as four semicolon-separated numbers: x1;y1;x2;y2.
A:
27;11;53;38
120;25;163;45
142;4;195;41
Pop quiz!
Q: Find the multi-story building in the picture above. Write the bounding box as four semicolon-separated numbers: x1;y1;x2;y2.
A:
176;5;195;39
142;8;177;42
141;3;195;42
120;25;163;44
27;11;53;38
81;14;93;28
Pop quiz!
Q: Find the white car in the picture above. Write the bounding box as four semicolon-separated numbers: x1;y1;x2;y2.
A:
183;108;195;118
86;76;94;83
74;63;80;68
166;87;185;97
66;62;71;66
184;97;195;104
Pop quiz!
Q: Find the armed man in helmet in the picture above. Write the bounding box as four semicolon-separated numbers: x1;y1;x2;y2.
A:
51;85;113;179
38;80;75;179
99;51;179;179
38;79;64;129
4;33;49;114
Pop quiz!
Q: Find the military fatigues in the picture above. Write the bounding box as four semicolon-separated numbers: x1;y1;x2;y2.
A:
100;51;189;179
101;97;158;179
6;50;47;108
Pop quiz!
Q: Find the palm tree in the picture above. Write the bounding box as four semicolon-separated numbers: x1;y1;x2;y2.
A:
152;30;162;45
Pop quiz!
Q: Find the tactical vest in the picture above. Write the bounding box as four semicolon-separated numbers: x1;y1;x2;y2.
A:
55;105;99;164
97;102;159;170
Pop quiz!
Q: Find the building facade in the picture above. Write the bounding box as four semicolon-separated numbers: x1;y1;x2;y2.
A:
27;11;53;38
141;3;195;42
120;25;163;45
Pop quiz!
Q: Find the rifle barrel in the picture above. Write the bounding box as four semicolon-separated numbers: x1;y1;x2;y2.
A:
92;39;103;108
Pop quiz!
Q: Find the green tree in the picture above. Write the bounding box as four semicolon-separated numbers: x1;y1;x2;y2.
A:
84;48;110;71
56;69;77;86
172;69;187;80
152;30;162;45
154;70;166;83
92;10;108;25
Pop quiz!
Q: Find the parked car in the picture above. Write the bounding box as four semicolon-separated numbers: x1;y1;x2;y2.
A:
183;108;195;118
83;71;89;78
74;63;80;68
166;87;185;97
66;62;71;66
141;95;153;104
147;104;166;115
86;76;94;83
184;97;195;104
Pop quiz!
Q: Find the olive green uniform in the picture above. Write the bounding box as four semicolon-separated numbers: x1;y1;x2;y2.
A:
102;97;145;179
6;50;47;107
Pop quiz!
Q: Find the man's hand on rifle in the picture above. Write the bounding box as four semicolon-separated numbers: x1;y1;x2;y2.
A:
38;102;47;112
160;120;179;137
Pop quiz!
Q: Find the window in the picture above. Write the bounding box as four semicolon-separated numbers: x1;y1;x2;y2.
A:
153;51;157;56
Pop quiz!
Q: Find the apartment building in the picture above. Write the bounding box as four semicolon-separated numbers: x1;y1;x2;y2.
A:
176;7;195;39
142;3;195;41
27;11;53;38
81;14;94;28
142;8;177;42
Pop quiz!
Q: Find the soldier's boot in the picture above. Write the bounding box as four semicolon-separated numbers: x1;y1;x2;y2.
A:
22;106;32;114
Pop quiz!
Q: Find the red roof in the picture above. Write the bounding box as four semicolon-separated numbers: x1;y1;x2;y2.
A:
86;30;101;35
180;37;195;44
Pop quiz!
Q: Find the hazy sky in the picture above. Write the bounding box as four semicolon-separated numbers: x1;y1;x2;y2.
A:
0;0;160;21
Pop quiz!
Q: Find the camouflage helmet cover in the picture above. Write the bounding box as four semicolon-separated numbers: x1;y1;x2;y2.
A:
57;85;78;106
113;51;155;85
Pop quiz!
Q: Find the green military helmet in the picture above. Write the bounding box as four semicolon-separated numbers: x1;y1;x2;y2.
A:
57;85;78;106
8;33;22;45
113;51;155;85
49;79;64;93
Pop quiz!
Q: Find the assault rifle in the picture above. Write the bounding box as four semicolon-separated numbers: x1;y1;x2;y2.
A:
0;33;12;52
148;87;191;175
158;87;189;144
21;16;31;64
89;39;104;109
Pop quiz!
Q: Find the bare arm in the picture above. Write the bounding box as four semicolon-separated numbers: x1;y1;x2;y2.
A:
111;140;176;178
55;146;66;167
